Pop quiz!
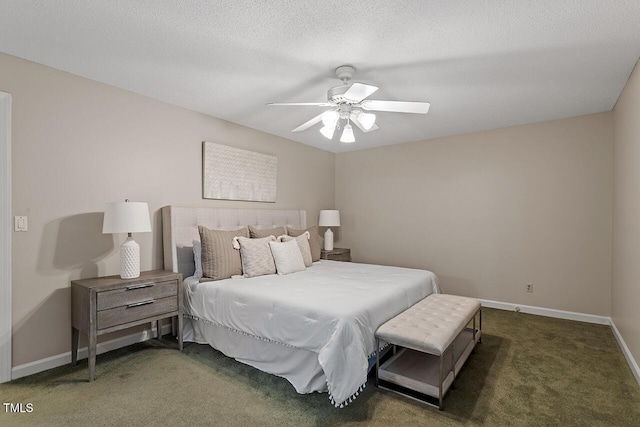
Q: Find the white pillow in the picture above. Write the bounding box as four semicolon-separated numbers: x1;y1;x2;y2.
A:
232;236;277;278
192;240;203;279
279;231;312;267
269;240;306;275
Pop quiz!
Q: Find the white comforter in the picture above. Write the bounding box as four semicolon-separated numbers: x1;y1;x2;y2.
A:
185;260;439;406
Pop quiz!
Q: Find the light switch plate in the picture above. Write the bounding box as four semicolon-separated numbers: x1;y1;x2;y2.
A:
14;216;28;232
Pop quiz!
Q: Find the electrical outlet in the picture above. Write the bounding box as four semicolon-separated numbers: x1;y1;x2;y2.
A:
525;282;533;293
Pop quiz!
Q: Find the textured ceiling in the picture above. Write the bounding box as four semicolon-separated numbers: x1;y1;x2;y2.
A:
1;1;639;153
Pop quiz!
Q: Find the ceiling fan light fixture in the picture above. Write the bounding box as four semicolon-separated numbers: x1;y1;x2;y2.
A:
321;110;339;127
340;124;355;143
320;124;336;139
358;112;376;130
269;64;430;142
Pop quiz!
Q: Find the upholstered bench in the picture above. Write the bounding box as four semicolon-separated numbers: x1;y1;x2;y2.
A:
375;294;482;410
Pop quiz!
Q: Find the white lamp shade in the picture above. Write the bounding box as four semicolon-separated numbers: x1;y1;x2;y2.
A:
320;124;336;139
358;112;376;130
102;202;152;234
340;124;355;143
318;210;341;227
322;110;339;127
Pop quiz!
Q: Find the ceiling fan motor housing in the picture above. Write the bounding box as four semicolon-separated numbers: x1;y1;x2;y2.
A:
335;65;355;82
329;65;357;103
327;85;351;104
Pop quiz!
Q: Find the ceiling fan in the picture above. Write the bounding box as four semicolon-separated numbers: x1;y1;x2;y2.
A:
267;65;430;143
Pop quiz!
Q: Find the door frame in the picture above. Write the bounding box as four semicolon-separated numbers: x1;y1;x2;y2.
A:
0;92;12;383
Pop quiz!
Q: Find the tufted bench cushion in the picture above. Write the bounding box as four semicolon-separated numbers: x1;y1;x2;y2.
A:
376;294;481;356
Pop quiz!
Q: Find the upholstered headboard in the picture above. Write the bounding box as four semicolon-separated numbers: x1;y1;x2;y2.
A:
162;206;307;278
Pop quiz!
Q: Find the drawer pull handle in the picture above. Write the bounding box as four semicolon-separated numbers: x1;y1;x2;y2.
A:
127;299;156;308
126;282;155;291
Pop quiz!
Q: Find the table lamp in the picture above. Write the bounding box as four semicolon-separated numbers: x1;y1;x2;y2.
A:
318;210;340;251
102;200;151;279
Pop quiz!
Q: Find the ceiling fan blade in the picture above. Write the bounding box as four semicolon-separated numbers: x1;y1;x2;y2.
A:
292;113;324;132
343;83;379;103
361;100;430;114
267;102;332;106
350;113;379;133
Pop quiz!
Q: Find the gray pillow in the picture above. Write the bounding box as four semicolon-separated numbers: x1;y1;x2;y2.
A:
287;226;322;262
233;236;276;278
198;226;249;281
249;225;286;239
192;240;203;279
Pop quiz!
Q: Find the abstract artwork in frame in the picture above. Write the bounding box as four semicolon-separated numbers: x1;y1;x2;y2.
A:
202;141;277;202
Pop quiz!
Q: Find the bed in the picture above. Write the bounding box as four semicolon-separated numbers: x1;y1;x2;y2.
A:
162;206;439;406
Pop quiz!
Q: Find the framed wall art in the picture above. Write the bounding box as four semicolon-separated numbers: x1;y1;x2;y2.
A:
202;141;277;202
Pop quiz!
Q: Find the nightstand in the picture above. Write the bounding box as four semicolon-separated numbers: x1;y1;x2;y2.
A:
320;248;351;262
71;270;183;381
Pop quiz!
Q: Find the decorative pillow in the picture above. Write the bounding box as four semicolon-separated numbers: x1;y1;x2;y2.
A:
249;225;286;239
287;226;322;262
269;240;306;275
232;235;277;278
198;226;249;281
192;239;203;279
279;232;312;267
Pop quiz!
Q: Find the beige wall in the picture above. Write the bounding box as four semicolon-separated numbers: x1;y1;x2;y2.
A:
1;53;335;367
336;113;613;315
612;60;640;365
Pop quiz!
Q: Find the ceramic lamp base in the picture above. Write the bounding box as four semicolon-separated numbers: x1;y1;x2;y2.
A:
120;236;141;279
324;228;334;251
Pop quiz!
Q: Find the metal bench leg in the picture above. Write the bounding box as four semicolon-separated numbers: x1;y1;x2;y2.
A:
375;338;380;387
479;308;482;344
438;354;444;410
451;342;456;390
472;314;477;353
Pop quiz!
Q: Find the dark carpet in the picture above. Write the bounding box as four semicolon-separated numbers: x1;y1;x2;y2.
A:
1;308;639;426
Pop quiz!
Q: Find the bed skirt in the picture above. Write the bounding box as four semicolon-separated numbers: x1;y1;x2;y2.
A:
183;316;329;394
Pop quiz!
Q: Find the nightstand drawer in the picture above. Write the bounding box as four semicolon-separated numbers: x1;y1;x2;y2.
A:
97;296;178;330
97;280;177;311
327;252;351;262
320;248;351;262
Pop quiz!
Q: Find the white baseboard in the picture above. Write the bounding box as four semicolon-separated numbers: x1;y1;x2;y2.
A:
610;320;640;384
11;324;173;381
480;298;640;385
479;299;611;325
